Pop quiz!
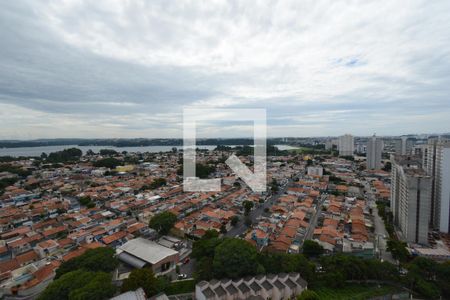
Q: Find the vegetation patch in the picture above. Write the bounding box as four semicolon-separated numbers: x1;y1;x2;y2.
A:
313;283;398;300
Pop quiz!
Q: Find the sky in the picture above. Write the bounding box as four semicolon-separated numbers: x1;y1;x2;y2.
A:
1;0;450;139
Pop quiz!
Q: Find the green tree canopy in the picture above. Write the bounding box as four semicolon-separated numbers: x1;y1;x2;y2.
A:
302;240;324;258
121;268;165;297
93;158;122;169
231;215;239;226
55;247;118;279
386;239;410;262
38;270;115;300
192;230;222;260
150;177;167;189
47;148;82;163
149;211;177;235
213;238;259;279
243;200;254;216
99;149;118;156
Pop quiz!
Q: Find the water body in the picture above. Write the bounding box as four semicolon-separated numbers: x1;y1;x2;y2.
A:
0;144;298;157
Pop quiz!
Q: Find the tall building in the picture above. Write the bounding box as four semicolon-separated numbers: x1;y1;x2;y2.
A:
423;137;450;232
366;135;383;170
395;136;410;155
391;155;432;245
338;134;354;156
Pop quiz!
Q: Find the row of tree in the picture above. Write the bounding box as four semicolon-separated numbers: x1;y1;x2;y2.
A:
39;248;118;300
191;231;315;282
191;232;450;299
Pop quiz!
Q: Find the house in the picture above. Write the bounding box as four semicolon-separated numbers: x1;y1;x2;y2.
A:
251;229;269;248
196;273;307;300
102;231;128;248
35;240;59;258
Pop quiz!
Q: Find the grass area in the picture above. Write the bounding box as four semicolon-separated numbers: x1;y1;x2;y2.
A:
164;279;195;295
313;283;398;300
288;147;313;154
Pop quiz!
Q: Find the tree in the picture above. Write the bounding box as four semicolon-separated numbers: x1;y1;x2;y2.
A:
93;158;121;169
220;224;227;234
271;178;279;192
231;215;239;226
177;163;215;178
69;272;116;300
192;231;222;260
387;239;410;262
38;270;115;300
213;239;259;279
243;200;254;216
79;196;92;206
55;247;118;279
121;268;162;297
244;216;252;227
47;148;82;163
322;271;345;288
150;177;167;189
149;211;177;235
302;240;324;258
297;290;320;300
99;149;118;156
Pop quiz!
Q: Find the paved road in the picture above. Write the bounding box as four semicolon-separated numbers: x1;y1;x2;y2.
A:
302;194;327;245
226;179;295;238
179;258;195;278
362;180;396;264
373;205;396;263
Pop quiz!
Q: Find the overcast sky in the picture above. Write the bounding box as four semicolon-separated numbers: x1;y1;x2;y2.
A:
1;0;450;139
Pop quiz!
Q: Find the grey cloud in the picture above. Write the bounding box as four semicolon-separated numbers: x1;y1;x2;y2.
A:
0;0;450;138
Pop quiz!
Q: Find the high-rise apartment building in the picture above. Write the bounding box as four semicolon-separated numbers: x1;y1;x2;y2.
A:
423;137;450;233
391;155;432;245
338;134;354;156
367;135;383;170
395;136;411;155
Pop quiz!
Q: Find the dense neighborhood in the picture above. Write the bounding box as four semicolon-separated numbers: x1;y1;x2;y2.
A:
0;138;449;300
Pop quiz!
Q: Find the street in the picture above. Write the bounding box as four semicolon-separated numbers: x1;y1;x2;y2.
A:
373;205;396;263
226;177;296;238
301;194;327;245
363;180;396;264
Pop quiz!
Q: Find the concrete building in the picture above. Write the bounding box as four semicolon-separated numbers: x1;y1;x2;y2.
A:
395;137;412;155
195;273;307;300
356;143;366;154
423;138;450;233
391;155;432;245
338;134;354;156
307;166;323;177
117;238;179;275
367;135;383;170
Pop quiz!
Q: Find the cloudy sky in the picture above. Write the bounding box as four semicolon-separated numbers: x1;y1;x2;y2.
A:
1;0;450;139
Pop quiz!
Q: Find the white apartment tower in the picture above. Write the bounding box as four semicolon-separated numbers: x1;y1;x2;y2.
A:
423;137;450;233
338;134;354;156
391;155;432;245
395;137;410;155
367;134;383;170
